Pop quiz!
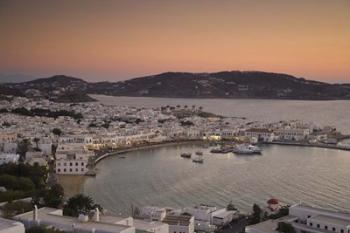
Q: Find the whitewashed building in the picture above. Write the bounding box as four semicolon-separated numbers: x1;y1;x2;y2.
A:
0;153;19;165
163;214;195;233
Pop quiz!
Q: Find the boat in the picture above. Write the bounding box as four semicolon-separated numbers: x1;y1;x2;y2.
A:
210;145;234;154
247;144;262;154
195;151;203;156
233;144;262;155
118;155;127;158
180;153;192;158
192;156;204;163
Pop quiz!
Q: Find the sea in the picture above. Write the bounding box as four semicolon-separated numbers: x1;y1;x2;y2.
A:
82;95;350;214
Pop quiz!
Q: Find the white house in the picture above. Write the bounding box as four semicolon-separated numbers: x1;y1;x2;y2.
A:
162;214;195;233
211;208;236;226
135;206;167;221
246;204;350;233
15;207;135;233
0;153;19;165
244;128;274;142
274;128;310;141
55;153;89;175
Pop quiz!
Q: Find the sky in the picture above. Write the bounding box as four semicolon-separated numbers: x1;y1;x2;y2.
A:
0;0;349;83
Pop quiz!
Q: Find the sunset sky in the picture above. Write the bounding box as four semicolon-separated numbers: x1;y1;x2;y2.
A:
0;0;349;83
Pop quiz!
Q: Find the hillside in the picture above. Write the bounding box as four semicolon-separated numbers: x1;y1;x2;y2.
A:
1;71;350;102
87;71;350;100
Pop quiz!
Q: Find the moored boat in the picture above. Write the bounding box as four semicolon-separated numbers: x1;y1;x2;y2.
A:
180;153;192;158
195;151;203;156
192;156;204;163
233;144;262;155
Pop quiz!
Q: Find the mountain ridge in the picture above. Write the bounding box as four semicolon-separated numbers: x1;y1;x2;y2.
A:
1;71;350;102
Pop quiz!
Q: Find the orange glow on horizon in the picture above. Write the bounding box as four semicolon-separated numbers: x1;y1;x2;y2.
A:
0;0;349;82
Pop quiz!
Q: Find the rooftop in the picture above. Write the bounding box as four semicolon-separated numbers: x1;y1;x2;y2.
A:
162;215;193;226
0;217;24;231
310;215;350;227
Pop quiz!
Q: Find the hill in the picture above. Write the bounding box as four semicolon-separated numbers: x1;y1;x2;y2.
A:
1;71;350;102
88;71;350;100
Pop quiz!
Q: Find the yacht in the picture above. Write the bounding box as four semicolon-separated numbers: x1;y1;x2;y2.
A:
195;151;203;156
192;156;204;163
233;144;262;155
180;153;192;158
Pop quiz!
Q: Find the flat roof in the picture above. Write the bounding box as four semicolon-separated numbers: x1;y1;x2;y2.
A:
133;219;168;230
291;204;350;220
15;207;134;233
212;208;236;219
0;217;24;230
310;215;350;227
162;215;192;226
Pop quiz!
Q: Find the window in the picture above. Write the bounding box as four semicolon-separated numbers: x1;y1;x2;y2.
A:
307;215;311;218
70;168;72;172
70;162;73;166
333;228;336;232
341;230;344;233
317;224;320;228
81;162;84;166
57;169;61;172
64;169;66;172
81;168;84;171
325;226;328;230
76;162;78;166
76;168;78;172
57;163;61;166
310;223;313;227
64;163;67;166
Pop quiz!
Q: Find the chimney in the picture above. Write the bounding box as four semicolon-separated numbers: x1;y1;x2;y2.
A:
95;208;100;222
33;205;38;221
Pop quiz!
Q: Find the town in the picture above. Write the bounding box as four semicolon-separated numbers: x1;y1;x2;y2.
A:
1;96;350;233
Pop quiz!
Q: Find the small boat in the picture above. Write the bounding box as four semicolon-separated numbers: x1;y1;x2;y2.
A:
210;145;234;154
180;153;192;158
195;151;203;156
118;155;127;158
192;156;204;163
210;148;222;153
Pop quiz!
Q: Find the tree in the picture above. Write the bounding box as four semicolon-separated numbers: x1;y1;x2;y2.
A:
52;128;62;136
226;201;238;211
251;203;262;224
277;222;296;233
43;184;64;208
33;137;40;150
63;194;102;217
1;201;33;218
17;138;31;162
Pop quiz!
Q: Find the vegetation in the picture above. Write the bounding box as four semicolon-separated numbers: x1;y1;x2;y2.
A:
0;107;83;120
0;163;48;202
0;200;34;218
277;222;296;233
63;194;102;217
17;138;32;162
226;201;238;211
52;128;62;136
0;174;35;191
269;206;289;219
250;203;262;224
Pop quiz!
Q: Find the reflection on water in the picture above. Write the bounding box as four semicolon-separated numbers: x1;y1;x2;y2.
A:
83;144;350;215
